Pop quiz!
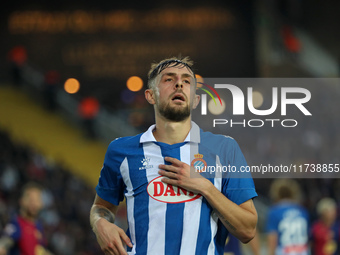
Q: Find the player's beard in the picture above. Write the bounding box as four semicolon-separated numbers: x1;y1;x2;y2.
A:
21;206;40;220
158;100;190;122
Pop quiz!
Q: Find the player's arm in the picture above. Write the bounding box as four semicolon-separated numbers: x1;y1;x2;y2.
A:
243;231;261;255
249;232;261;255
267;232;277;255
159;157;257;243
200;184;257;243
90;194;132;255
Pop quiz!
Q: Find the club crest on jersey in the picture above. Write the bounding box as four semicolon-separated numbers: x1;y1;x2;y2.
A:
190;154;207;173
147;176;202;203
139;157;153;170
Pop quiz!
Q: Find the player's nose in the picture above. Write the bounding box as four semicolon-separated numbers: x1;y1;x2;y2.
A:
175;81;183;89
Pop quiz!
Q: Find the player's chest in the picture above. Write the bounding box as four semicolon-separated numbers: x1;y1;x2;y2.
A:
123;146;187;182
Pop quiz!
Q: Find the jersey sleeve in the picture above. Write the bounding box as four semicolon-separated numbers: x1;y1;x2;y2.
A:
95;139;126;205
221;138;257;205
2;218;21;241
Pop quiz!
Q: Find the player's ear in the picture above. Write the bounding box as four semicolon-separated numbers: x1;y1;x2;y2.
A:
192;94;200;109
145;89;156;105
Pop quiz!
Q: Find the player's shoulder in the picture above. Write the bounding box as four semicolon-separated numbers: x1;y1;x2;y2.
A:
8;215;20;225
297;204;309;216
107;133;143;150
200;129;235;141
200;129;239;148
311;220;323;231
3;215;21;238
286;202;308;214
270;202;308;216
268;202;288;213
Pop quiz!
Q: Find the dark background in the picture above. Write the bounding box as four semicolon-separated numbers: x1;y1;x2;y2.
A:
0;0;257;112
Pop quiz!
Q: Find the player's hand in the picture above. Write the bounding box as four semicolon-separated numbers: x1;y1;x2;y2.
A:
93;218;132;255
158;156;211;194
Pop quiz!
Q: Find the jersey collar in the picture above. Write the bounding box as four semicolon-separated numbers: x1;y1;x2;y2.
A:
140;121;200;144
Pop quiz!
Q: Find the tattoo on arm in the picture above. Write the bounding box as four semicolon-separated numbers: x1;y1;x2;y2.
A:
223;219;237;232
214;210;237;232
95;207;115;223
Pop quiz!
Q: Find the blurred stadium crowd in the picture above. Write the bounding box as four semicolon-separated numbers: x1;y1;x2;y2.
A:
0;129;102;254
1;0;340;254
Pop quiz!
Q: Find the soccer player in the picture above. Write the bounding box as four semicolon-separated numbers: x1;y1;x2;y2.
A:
0;182;53;255
266;179;309;255
311;197;339;255
90;57;258;255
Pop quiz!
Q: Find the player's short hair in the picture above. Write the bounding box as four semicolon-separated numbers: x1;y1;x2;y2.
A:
316;197;336;216
20;181;43;198
147;56;195;89
269;179;302;203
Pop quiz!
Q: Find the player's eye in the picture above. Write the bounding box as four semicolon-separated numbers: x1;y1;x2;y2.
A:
183;79;190;84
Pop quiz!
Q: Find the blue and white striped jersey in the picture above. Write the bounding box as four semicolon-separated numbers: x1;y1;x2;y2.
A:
96;122;257;255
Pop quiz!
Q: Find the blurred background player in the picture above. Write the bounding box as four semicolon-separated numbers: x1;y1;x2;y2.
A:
0;182;53;255
266;179;309;255
310;197;339;255
77;96;100;139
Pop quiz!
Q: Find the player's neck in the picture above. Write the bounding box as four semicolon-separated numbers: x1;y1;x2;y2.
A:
153;117;191;145
321;216;334;227
20;209;36;222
